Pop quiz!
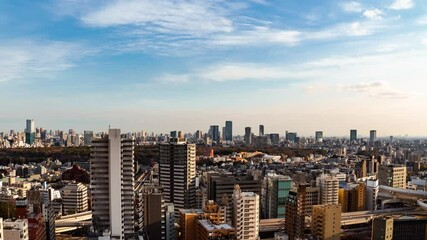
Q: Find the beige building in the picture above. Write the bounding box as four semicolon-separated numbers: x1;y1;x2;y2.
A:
372;217;393;240
317;174;339;205
311;204;341;240
3;218;29;240
233;185;259;240
378;165;407;188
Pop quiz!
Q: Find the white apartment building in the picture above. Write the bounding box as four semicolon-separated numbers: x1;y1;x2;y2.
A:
62;182;88;215
91;129;135;239
233;185;260;240
317;174;339;205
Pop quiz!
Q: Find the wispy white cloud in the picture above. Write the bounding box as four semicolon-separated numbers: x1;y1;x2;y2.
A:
154;73;190;84
51;0;393;55
210;27;302;46
418;16;427;25
363;9;384;20
341;82;385;92
0;41;84;82
341;1;363;13
59;0;234;35
389;0;414;10
340;82;409;99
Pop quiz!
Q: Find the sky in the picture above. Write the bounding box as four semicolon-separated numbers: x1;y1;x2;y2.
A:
0;0;427;137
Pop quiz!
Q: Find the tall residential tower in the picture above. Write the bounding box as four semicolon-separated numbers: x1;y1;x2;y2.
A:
91;129;135;239
159;137;196;214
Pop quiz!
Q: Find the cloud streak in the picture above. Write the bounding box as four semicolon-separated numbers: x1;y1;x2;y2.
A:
52;0;392;55
0;41;84;82
389;0;414;10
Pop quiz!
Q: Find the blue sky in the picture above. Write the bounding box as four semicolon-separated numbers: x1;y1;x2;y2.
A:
0;0;427;136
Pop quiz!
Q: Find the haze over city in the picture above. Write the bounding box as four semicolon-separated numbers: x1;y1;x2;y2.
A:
0;0;426;136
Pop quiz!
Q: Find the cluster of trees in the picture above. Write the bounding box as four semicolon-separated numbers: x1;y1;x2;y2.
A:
0;145;327;166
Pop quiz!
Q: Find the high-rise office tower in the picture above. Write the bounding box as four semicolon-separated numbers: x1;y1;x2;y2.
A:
91;129;135;239
244;127;252;145
286;132;297;142
224;121;233;141
264;174;292;218
25;119;35;134
315;131;323;143
317;174;339;205
233;185;259;240
170;131;177;138
285;184;307;240
209;125;220;143
350;129;357;142
259;125;264;136
84;131;94;146
378;165;407;188
311;204;341;240
195;130;202;140
269;133;280;145
369;130;377;145
25;119;36;145
160;137;196;215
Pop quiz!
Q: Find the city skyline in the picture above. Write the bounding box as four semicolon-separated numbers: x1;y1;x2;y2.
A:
1;118;425;138
1;0;427;136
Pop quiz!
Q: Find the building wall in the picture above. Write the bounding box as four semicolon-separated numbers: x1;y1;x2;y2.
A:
311;204;341;240
372;217;393;240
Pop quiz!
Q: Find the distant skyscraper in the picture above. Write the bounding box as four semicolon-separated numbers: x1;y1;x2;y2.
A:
350;129;357;142
25;119;36;144
244;127;252;145
91;129;135;238
170;131;177;138
259;125;264;136
370;130;377;145
160;137;196;215
286;132;297;142
83;131;94;146
209;125;220;143
195;130;202;140
224;121;233;141
25;119;35;133
315;131;323;142
269;133;280;145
